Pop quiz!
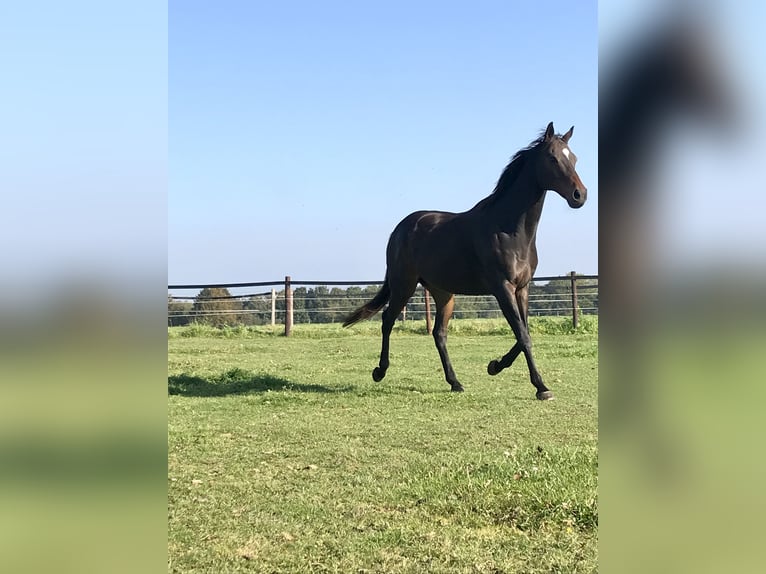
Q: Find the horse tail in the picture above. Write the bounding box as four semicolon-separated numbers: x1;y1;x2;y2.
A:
342;276;391;327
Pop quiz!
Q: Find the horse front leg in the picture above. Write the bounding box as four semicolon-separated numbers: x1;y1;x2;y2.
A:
492;282;553;400
487;286;528;375
487;342;522;375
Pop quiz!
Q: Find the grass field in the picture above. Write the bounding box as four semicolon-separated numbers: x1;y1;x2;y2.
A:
168;318;598;573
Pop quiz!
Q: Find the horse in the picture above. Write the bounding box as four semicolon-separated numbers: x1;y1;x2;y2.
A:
343;122;588;400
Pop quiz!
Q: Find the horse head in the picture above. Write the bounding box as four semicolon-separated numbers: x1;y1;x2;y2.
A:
535;122;587;209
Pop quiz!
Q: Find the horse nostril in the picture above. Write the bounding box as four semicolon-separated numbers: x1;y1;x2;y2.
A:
573;190;582;201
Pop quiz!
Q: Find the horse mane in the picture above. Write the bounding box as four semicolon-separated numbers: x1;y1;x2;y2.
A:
492;130;548;196
471;129;550;211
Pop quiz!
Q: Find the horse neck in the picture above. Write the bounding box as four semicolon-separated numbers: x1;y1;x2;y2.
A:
478;160;546;239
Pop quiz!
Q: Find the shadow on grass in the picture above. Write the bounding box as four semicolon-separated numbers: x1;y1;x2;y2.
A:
168;368;351;397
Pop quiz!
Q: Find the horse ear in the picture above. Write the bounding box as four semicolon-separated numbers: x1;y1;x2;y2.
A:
562;126;574;143
544;122;555;141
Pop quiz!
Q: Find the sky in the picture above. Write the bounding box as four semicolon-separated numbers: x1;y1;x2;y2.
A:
169;1;598;289
1;1;167;301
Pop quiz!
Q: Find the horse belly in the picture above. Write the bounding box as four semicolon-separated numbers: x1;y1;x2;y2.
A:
417;250;491;295
404;212;491;294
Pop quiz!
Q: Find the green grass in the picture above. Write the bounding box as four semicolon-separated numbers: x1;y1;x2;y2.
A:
168;318;597;573
168;315;598;339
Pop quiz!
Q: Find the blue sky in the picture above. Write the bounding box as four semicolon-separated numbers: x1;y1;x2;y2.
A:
169;1;598;286
2;1;166;296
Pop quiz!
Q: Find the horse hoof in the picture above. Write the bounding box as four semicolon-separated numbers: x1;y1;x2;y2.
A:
536;390;554;401
372;367;385;382
450;383;464;393
487;360;501;376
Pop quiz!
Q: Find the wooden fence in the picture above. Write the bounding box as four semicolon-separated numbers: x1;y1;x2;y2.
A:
168;273;597;336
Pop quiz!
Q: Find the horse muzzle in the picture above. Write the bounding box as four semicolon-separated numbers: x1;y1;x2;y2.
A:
568;188;587;209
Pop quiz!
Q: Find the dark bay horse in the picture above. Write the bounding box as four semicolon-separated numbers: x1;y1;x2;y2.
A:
343;122;587;399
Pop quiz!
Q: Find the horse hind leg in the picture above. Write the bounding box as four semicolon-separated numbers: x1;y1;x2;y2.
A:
430;288;463;392
372;281;417;383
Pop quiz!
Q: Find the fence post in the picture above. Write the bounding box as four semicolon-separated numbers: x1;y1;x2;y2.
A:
271;288;276;326
424;288;432;335
285;276;293;336
570;271;579;329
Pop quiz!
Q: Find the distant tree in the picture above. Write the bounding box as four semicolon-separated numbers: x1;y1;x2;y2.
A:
306;286;337;323
241;294;272;325
328;287;347;323
168;296;193;326
575;278;599;315
192;287;242;327
292;287;309;323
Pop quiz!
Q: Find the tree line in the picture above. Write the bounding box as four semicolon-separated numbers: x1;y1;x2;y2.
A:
168;279;597;327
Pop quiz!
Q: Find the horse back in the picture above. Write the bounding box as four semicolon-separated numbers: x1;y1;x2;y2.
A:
386;210;493;295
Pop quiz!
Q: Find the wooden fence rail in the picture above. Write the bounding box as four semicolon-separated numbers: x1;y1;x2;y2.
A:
169;273;597;335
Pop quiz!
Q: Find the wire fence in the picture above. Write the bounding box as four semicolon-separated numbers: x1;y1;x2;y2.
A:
168;274;598;332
